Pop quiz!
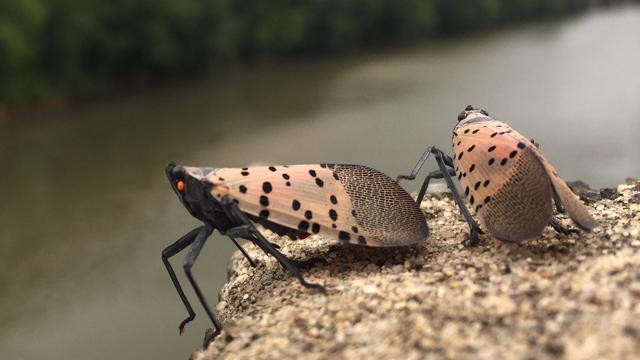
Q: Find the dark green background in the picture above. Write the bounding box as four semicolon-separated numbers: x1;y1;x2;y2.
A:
1;0;594;102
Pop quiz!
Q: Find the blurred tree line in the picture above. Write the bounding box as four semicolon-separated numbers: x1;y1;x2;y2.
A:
1;0;592;102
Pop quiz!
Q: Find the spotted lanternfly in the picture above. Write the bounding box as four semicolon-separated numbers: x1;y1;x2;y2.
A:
163;163;428;345
397;105;598;244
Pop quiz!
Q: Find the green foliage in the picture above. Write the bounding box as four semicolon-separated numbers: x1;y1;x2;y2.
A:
0;0;591;102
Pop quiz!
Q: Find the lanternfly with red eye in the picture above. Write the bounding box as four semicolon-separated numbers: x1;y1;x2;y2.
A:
162;163;429;346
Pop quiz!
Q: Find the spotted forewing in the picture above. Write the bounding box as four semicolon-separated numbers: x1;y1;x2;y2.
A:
452;112;598;241
205;164;429;246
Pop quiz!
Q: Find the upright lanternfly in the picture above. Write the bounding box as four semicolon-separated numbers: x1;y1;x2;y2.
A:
163;163;429;345
397;105;598;244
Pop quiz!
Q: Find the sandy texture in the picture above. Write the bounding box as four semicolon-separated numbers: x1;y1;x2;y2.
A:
193;180;640;360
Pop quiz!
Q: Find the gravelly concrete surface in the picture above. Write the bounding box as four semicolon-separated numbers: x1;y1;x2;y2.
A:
193;180;640;360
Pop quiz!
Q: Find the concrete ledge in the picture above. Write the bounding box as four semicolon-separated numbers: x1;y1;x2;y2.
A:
194;179;640;360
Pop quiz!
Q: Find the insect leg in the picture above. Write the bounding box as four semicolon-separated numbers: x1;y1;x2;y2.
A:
162;226;204;334
548;217;579;236
432;147;483;245
226;225;280;256
415;167;456;207
442;153;455;168
182;226;223;345
220;196;326;292
396;146;434;182
228;237;257;267
247;227;326;292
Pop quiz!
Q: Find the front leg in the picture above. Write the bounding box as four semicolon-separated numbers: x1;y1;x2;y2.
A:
161;226;204;334
396;146;435;183
181;226;223;347
396;146;456;205
431;147;483;245
414;167;456;207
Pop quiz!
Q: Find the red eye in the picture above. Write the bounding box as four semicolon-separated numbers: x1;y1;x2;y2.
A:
176;180;185;192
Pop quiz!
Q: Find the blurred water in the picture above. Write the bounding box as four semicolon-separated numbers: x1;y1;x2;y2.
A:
1;5;639;359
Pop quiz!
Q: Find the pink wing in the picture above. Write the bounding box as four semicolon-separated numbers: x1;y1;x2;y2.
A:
529;149;599;230
453;119;552;241
206;164;428;247
452;116;597;241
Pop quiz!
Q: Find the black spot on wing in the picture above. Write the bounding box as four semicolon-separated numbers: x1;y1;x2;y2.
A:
298;221;309;231
259;195;269;206
262;182;272;193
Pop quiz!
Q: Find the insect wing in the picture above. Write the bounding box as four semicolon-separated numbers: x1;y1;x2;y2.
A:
453;117;598;239
453;120;553;241
207;165;429;246
529;151;599;230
